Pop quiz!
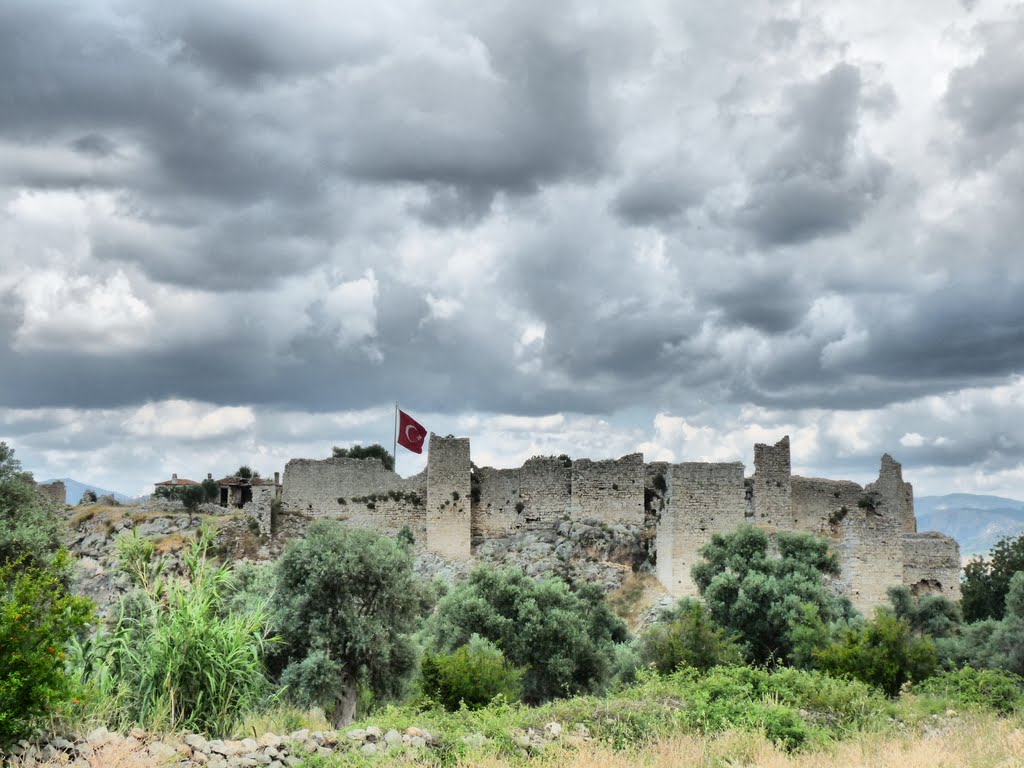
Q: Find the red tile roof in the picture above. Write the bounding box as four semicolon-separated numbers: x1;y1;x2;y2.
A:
155;477;200;486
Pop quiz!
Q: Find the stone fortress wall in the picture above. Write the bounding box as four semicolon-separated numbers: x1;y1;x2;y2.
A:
281;435;961;614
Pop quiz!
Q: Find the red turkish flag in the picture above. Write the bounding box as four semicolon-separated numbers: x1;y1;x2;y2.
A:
397;410;427;454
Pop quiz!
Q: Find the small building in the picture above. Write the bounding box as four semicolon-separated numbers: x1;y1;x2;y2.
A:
215;471;282;508
154;473;200;495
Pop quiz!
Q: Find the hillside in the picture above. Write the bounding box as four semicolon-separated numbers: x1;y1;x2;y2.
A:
42;477;134;505
916;493;1024;557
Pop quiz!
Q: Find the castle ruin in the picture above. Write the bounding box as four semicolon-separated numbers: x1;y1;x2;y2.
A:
280;434;960;614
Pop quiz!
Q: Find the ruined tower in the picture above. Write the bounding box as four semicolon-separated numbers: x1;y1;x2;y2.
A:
425;434;472;559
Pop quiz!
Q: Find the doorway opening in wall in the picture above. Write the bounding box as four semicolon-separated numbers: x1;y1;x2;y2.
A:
220;487;229;507
241;486;253;506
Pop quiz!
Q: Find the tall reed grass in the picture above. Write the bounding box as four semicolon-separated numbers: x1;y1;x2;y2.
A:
69;528;273;735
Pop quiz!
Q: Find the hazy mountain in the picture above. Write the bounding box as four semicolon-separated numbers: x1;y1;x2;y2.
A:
42;478;134;505
916;494;1024;558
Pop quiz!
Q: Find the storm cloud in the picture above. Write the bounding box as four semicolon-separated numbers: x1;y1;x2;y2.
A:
1;0;1022;498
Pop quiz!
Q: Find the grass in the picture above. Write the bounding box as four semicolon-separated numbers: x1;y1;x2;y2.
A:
31;714;1024;768
39;665;1024;767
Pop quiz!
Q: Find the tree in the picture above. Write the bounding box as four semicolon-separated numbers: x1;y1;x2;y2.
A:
0;443;62;567
332;444;395;472
887;585;961;639
962;534;1024;622
692;526;852;666
180;485;206;513
201;478;220;503
639;599;742;673
1;550;94;746
236;466;260;480
941;572;1024;676
815;610;938;696
269;521;430;726
428;565;628;703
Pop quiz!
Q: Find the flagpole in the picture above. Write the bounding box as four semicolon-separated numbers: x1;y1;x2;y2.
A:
393;401;398;474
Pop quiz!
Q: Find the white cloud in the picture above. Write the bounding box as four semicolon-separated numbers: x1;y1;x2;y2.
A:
13;269;154;354
900;432;926;447
124;400;255;440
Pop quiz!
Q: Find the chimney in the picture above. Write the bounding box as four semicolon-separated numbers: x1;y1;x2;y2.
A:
172;473;178;481
207;473;212;480
274;471;280;486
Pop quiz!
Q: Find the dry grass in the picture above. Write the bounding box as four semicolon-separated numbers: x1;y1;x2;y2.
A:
31;715;1024;767
463;715;1024;768
609;572;667;631
153;531;192;555
68;505;122;529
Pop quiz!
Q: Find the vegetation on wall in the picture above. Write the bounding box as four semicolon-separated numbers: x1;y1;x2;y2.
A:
331;444;395;472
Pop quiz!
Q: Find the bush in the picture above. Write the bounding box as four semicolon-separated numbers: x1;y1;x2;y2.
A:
815;610;937;696
429;565;628;703
911;667;1024;714
420;636;524;711
0;551;94;745
640;599;742;673
331;444;395;471
0;443;63;567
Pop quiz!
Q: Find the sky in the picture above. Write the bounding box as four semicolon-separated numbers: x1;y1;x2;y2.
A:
1;0;1023;499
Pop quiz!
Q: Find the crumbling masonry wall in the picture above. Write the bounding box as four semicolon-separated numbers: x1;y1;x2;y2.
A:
426;435;472;559
570;453;645;525
752;437;793;529
36;480;66;506
791;477;865;536
658;462;747;598
902;532;961;602
282;457;424;518
281;435;961;614
518;457;571;528
472;466;523;539
867;454;916;534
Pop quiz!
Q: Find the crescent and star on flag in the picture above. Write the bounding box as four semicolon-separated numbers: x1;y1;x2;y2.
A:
396;407;427;455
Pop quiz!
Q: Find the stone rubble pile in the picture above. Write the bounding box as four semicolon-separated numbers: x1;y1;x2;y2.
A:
2;721;584;766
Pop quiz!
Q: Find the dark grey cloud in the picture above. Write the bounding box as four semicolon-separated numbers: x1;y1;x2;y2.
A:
738;63;891;246
70;134;118;158
945;11;1024;169
0;0;1022;501
611;168;705;226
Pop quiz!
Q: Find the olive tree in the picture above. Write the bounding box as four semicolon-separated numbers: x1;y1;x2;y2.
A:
269;521;431;726
428;565;628;703
692;525;854;666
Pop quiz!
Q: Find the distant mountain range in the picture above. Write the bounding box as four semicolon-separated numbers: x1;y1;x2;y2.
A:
916;494;1024;558
42;478;134;505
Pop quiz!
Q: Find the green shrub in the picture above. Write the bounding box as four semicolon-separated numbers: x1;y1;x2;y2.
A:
428;565;628;704
420;635;523;711
0;551;94;745
815;610;937;696
0;443;63;567
640;599;742;673
911;667;1024;714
